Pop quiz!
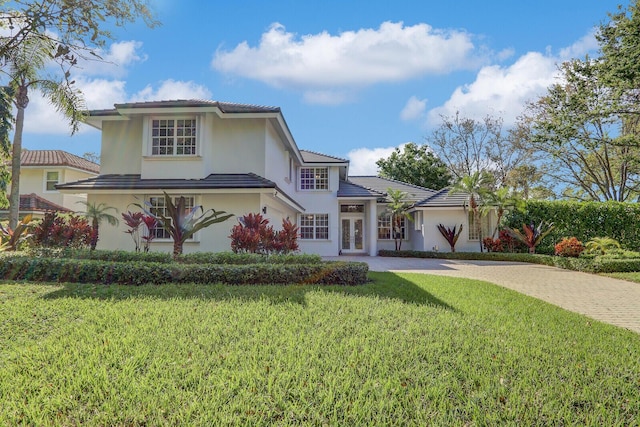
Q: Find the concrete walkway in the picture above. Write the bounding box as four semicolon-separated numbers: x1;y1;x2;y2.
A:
325;256;640;334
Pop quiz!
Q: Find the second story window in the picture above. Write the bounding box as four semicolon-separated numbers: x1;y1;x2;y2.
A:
299;167;328;190
151;118;197;156
45;171;59;191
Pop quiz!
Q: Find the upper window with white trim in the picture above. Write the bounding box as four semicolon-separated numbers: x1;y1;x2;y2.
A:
151;118;197;156
45;171;59;192
299;167;329;190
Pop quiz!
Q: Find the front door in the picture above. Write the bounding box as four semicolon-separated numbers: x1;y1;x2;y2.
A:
341;216;365;253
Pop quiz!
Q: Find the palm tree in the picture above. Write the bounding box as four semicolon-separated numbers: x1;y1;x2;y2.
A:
482;187;525;238
384;188;413;251
76;201;119;250
3;35;85;229
449;171;493;251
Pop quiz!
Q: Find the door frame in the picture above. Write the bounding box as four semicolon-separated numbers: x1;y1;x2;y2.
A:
340;213;366;254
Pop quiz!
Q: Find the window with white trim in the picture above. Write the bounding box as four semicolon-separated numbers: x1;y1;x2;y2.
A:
468;212;490;241
299;167;329;190
151;118;197;156
299;214;329;240
147;195;195;239
378;214;406;240
45;171;59;192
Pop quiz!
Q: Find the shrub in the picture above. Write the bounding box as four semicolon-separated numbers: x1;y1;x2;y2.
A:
584;237;622;255
229;213;299;255
554;237;585;257
31;212;93;249
483;237;503;253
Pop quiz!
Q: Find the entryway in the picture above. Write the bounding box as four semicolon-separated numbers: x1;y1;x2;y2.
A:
340;215;365;253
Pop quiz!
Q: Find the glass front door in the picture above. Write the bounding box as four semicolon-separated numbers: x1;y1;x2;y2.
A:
341;216;364;253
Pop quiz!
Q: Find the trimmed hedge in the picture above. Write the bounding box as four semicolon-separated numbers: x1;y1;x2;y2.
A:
0;255;367;286
23;249;323;265
378;249;640;273
504;200;640;254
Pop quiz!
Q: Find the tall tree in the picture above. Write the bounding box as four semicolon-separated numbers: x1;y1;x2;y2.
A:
427;112;531;187
519;57;640;202
376;142;452;190
0;0;158;68
4;35;85;229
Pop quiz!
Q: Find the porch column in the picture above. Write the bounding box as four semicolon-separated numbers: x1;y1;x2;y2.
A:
368;199;378;256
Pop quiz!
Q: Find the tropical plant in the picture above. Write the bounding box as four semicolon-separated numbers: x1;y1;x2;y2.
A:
449;171;493;251
554;237;585;258
135;192;233;257
437;224;463;253
3;35;85;230
505;221;555;254
121;210;157;252
584;237;622;255
482;237;504;253
0;214;32;251
383;188;413;251
76;201;119;250
229;213;299;255
482;187;525;238
31;212;92;249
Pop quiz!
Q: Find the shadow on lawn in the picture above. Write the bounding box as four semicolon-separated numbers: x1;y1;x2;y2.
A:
39;272;455;310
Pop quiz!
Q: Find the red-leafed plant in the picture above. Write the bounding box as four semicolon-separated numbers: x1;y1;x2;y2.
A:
505;221;555;254
483;237;504;253
122;211;157;252
31;212;93;249
554;237;585;257
229;213;299;254
437;223;463;252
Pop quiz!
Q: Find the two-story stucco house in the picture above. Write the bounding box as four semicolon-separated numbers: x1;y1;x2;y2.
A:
2;150;100;219
57;100;493;255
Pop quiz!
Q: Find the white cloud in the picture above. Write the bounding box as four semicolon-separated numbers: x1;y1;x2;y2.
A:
77;41;147;77
347;144;407;176
427;51;560;126
400;96;427;121
213;21;483;103
427;31;601;127
130;79;212;102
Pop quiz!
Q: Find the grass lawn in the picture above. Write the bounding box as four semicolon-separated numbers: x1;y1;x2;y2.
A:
1;272;638;426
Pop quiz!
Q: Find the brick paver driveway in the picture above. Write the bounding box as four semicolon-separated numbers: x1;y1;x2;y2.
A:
326;256;640;334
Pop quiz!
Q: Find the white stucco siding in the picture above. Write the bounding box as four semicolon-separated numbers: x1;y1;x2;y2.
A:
16;167;95;210
264;120;295;193
100;120;143;175
422;208;492;253
208;116;266;176
90;192;277;254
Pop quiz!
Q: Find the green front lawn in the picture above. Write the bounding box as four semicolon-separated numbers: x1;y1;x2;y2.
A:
1;273;638;425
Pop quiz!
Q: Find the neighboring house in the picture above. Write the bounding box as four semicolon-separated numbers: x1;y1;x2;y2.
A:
57;100;493;255
2;150;100;219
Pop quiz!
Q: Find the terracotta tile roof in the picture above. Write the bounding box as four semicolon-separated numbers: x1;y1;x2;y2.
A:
19;193;71;212
20;150;100;174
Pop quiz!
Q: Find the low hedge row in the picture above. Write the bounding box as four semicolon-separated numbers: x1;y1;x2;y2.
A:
24;249;323;265
0;256;367;286
378;250;640;273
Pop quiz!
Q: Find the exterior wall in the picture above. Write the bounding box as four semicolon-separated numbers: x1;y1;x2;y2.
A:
264;120;295;195
100;120;143;175
206;115;266;176
91;192;264;253
374;203;416;252
18;166;95;211
421;208;494;253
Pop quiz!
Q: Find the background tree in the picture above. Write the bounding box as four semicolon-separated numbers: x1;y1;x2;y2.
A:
376;142;451;190
519;58;640;202
76;201;119;250
427;112;532;188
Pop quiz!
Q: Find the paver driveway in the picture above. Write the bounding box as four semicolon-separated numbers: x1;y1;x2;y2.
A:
326;256;640;334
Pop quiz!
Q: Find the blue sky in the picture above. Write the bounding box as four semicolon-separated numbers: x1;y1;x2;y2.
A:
16;0;628;174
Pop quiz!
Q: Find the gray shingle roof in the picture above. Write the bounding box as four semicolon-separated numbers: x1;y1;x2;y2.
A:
56;173;278;191
415;188;470;207
21;150;100;174
92;99;281;115
337;180;384;198
300;150;348;163
347;176;437;202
